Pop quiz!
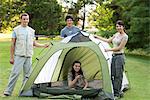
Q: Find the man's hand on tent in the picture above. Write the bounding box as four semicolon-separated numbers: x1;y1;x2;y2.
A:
44;43;49;48
33;41;50;48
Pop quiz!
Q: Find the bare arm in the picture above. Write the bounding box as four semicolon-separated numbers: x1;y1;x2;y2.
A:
33;40;49;48
10;38;16;64
94;35;114;43
68;75;81;88
105;38;127;52
83;79;88;89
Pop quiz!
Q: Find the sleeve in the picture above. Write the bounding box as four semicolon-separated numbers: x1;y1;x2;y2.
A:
113;32;118;37
12;31;16;38
75;26;80;32
33;31;35;39
60;29;65;37
31;28;35;39
82;71;86;79
68;72;73;81
77;27;81;31
122;34;128;41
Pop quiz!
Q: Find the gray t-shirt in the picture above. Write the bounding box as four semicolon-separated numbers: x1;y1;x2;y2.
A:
112;32;128;53
60;26;80;37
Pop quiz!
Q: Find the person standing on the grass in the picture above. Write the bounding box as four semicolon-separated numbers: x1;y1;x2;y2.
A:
3;13;49;96
94;20;128;99
60;15;80;38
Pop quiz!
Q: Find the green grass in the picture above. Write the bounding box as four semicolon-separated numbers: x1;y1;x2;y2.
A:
121;55;150;100
0;41;150;100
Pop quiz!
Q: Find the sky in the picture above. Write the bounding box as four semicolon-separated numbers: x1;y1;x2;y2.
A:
57;0;97;28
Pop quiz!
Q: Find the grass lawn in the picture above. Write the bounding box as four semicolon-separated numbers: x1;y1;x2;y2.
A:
0;40;149;100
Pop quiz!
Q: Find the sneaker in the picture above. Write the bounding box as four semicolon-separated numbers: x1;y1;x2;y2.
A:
119;91;124;98
2;93;10;97
114;96;119;100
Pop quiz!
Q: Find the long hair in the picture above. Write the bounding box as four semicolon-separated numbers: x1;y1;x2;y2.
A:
71;61;83;80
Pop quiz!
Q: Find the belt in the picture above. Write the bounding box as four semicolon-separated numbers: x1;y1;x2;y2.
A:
15;55;31;58
112;53;123;56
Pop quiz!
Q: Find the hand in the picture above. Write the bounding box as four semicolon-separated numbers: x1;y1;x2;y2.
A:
10;57;14;64
93;34;98;38
44;43;49;48
83;87;87;90
104;49;109;52
76;75;81;79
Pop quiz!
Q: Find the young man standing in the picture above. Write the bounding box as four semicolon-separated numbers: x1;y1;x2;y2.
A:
3;13;49;96
60;15;80;38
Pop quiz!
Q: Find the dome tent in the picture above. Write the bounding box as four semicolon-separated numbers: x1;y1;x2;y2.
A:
19;31;129;99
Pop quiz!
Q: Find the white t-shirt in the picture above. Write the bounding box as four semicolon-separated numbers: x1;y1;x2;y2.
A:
112;32;128;53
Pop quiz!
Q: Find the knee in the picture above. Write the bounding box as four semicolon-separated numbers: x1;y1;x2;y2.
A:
11;72;20;77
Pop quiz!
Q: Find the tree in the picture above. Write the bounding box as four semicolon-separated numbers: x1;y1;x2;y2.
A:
0;0;63;35
110;0;150;49
62;0;103;30
25;0;63;35
0;0;25;33
89;2;114;32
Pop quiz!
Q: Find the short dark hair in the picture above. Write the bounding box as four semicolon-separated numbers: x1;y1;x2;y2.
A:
20;13;29;19
116;20;124;27
65;15;73;21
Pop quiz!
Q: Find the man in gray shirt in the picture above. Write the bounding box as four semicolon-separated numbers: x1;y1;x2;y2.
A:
61;15;80;38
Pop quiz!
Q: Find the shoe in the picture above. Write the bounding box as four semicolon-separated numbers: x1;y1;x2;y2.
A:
119;91;124;98
114;96;119;100
2;93;10;97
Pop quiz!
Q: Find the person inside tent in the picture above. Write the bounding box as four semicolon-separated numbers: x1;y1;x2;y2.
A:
68;61;88;89
60;15;80;38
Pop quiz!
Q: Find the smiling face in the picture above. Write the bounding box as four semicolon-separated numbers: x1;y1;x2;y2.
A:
116;24;124;33
73;63;81;73
66;18;73;27
20;15;29;27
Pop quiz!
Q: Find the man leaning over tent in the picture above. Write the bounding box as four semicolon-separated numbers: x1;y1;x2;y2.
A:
60;15;80;38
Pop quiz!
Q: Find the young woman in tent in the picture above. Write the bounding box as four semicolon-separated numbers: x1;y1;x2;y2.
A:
68;61;88;89
94;20;128;98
